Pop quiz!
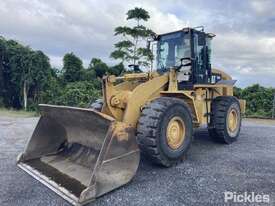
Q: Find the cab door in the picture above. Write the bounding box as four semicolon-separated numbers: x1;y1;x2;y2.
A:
191;30;211;84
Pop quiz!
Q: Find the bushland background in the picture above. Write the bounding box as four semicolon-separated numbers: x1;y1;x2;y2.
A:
1;7;275;118
1;36;275;118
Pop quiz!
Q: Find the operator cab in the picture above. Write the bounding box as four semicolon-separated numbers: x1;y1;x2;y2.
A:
155;27;215;89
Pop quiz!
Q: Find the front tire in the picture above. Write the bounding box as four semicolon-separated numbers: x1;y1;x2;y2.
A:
208;96;241;144
136;97;193;167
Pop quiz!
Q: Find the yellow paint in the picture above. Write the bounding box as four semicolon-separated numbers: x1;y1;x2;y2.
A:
100;68;245;128
123;73;169;126
228;109;238;133
166;117;186;150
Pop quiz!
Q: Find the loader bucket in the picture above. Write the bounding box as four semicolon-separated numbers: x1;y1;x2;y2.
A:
17;104;140;205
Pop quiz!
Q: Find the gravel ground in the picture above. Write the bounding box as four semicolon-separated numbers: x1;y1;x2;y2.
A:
0;116;275;206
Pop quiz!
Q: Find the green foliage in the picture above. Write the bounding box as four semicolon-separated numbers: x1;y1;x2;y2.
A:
114;40;134;49
90;58;102;66
0;37;53;109
1;35;274;119
82;69;97;81
137;47;154;66
55;81;101;107
109;63;125;76
94;65;107;78
87;58;108;78
0;37;5;103
0;35;128;111
126;7;150;21
233;87;242;99
0;97;3;107
234;84;275;118
111;7;155;69
87;58;126;78
40;75;63;106
62;53;84;83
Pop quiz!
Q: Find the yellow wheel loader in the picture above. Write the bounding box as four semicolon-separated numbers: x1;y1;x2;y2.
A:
17;27;245;205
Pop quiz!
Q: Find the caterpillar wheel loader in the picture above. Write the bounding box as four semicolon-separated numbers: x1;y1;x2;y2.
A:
17;27;245;205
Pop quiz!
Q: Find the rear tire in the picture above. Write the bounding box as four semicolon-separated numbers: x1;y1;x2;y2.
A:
88;99;103;112
136;97;193;167
208;96;241;144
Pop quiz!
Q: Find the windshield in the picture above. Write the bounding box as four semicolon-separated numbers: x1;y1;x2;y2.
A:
157;32;191;70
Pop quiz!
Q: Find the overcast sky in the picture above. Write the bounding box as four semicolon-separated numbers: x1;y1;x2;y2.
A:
1;0;275;87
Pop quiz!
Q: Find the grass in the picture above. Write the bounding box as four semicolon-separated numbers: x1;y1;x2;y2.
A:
244;117;275;125
0;108;37;118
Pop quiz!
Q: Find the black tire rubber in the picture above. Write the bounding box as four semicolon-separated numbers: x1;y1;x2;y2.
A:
89;99;103;112
136;97;193;167
208;96;241;144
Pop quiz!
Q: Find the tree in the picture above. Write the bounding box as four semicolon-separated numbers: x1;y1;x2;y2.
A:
8;48;53;110
87;57;125;78
88;58;109;78
0;37;6;106
0;36;104;110
62;53;84;83
0;37;56;110
27;51;53;109
108;62;125;76
110;7;155;70
234;84;275;118
55;81;101;107
40;74;62;107
233;86;242;99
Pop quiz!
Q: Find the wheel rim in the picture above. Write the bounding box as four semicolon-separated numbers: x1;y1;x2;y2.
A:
227;108;238;135
166;117;185;150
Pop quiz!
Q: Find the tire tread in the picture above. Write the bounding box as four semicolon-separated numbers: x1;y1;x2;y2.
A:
137;97;192;167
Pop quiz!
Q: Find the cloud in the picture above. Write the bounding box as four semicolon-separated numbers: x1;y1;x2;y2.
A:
250;0;275;16
0;0;275;87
